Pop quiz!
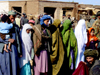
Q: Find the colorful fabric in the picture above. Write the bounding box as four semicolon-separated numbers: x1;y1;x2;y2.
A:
19;24;33;68
0;22;13;33
29;20;35;24
75;19;87;68
72;61;89;75
8;11;16;15
15;18;21;27
34;50;48;75
40;15;51;26
61;19;78;68
86;28;98;48
20;61;31;75
50;19;64;75
32;25;42;54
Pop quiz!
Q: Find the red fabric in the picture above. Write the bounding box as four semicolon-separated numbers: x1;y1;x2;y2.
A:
72;61;89;75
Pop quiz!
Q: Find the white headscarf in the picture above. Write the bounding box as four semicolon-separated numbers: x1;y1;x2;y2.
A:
19;24;33;68
75;19;88;68
75;19;87;47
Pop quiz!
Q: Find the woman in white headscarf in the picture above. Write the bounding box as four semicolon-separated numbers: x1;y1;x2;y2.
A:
19;24;33;75
75;19;88;68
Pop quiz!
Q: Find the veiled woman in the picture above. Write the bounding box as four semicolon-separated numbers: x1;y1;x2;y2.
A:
19;24;33;75
61;19;78;73
75;19;87;68
49;19;64;75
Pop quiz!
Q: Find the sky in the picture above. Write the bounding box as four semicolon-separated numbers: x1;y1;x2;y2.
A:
49;0;100;5
0;0;100;5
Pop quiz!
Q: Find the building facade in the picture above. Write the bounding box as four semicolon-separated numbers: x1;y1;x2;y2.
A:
0;0;100;20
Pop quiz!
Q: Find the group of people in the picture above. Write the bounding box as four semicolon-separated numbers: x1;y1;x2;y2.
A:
73;11;100;75
0;10;100;75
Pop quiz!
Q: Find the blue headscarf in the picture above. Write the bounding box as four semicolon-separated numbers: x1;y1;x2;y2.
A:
40;15;51;27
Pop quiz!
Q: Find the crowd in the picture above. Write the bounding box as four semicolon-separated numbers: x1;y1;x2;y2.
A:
0;10;100;75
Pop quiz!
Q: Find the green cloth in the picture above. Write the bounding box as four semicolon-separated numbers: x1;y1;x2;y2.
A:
50;19;64;75
92;16;95;18
84;49;99;58
61;19;78;68
8;11;16;15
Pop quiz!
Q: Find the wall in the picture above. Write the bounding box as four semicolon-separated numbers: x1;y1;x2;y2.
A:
0;1;9;14
39;1;78;21
9;1;27;14
27;1;39;16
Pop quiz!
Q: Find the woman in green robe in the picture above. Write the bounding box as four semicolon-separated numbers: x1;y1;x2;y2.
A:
61;19;78;73
50;19;65;75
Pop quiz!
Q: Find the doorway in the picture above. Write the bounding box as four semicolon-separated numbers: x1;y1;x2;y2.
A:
44;7;56;18
12;7;22;15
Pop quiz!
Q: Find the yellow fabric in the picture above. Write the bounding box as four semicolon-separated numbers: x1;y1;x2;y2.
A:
50;19;64;75
15;18;20;27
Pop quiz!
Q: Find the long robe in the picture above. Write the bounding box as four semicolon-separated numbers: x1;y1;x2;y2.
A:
50;19;64;75
0;24;21;75
61;19;78;70
75;19;87;68
19;24;33;75
32;24;51;75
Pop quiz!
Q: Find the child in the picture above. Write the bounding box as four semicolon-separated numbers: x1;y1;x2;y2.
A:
0;14;13;52
86;28;98;49
19;24;33;75
28;20;35;26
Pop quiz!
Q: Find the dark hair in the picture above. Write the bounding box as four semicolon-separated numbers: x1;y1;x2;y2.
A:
28;22;35;25
91;29;95;33
1;14;8;22
25;15;27;18
8;15;16;18
7;15;16;24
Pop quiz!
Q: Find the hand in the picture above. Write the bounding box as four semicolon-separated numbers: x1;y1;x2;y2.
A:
30;60;33;66
95;43;98;47
8;39;15;43
90;38;94;41
20;55;22;57
4;49;8;53
83;62;87;65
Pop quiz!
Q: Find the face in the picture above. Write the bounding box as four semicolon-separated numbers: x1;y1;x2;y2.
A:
44;19;49;25
23;15;25;17
93;17;95;20
98;16;100;19
0;14;3;18
68;15;71;18
29;23;33;26
9;15;15;23
86;57;94;65
90;30;95;36
26;29;31;34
